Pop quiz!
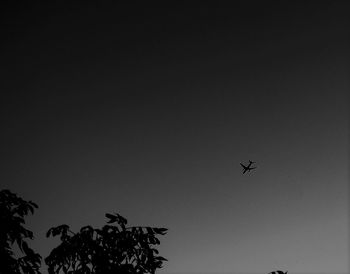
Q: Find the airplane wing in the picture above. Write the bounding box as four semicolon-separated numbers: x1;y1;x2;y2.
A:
240;163;246;168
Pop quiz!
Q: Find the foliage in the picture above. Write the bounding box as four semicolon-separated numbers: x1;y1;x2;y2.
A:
0;189;42;274
45;212;168;274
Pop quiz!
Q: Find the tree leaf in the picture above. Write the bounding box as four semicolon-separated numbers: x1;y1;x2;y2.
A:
46;228;53;238
153;228;168;235
105;213;117;223
146;227;154;235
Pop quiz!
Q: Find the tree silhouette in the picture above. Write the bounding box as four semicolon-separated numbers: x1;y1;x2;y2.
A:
0;189;42;274
45;212;168;274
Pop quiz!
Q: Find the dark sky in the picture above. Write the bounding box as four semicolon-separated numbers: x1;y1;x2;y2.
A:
1;3;348;274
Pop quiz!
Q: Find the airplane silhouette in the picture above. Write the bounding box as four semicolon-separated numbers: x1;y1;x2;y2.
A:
240;160;257;174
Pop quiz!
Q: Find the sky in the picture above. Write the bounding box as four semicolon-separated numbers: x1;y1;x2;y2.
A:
0;3;349;274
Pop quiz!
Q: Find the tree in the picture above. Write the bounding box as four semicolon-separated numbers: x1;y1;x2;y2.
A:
45;212;168;274
0;189;42;274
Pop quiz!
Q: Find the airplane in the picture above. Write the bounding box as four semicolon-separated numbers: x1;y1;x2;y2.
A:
240;160;257;174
